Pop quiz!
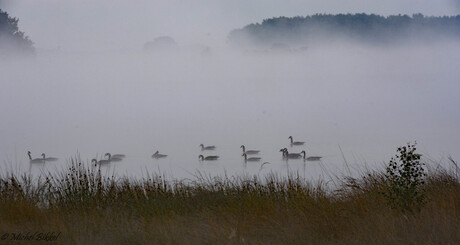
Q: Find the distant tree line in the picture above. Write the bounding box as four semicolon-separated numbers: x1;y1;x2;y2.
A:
0;9;35;55
228;13;460;47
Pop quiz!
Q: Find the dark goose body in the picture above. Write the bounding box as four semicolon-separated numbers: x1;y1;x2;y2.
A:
28;151;44;163
240;145;260;155
301;151;322;161
152;151;168;159
200;144;216;151
92;159;110;165
280;148;303;159
105;153;123;162
288;136;305;146
41;153;58;162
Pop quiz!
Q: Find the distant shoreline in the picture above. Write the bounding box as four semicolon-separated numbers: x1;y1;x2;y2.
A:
228;13;460;48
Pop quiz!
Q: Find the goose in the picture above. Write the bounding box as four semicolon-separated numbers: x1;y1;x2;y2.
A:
288;136;305;146
92;158;110;165
107;153;125;159
41;153;58;162
105;153;123;162
152;151;167;159
27;151;44;163
198;155;219;161
280;148;302;159
242;153;261;162
240;145;260;155
199;144;216;151
300;151;322;161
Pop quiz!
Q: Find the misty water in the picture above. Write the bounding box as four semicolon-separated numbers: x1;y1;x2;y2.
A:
1;42;459;181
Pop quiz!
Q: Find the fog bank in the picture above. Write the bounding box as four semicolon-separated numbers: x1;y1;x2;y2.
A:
1;39;459;179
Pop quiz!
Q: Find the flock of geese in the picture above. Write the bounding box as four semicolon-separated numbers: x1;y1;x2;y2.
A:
27;151;59;163
198;136;322;163
27;136;322;165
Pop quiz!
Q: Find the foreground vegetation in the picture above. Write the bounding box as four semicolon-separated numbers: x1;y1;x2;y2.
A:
0;156;459;244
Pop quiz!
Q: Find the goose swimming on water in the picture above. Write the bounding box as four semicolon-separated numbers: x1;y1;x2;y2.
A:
199;155;219;161
105;153;123;162
280;148;303;159
242;153;261;162
108;153;125;159
41;153;58;162
92;158;110;165
152;151;167;159
200;144;216;151
27;151;44;163
288;136;305;146
300;151;322;161
240;145;260;155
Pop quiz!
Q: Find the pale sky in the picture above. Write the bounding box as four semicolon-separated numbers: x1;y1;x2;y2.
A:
1;0;459;51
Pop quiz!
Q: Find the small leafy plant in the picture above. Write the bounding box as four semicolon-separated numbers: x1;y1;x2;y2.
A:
383;142;426;212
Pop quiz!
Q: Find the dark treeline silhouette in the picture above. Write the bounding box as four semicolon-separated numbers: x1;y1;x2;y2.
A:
228;13;460;48
0;9;35;55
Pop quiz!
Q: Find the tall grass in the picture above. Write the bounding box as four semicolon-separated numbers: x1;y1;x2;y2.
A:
0;157;459;244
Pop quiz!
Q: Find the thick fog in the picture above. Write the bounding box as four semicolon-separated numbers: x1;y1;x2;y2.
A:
1;1;459;180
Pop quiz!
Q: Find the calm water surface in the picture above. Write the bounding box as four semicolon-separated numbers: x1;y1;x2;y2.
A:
1;43;459;180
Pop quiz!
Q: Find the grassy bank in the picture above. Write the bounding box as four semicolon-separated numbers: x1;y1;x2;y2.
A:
0;158;459;244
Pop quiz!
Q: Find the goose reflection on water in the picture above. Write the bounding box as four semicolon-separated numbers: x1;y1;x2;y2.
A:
198;155;219;161
242;153;261;162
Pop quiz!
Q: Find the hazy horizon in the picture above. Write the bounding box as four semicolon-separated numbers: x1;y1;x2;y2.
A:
1;0;459;52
